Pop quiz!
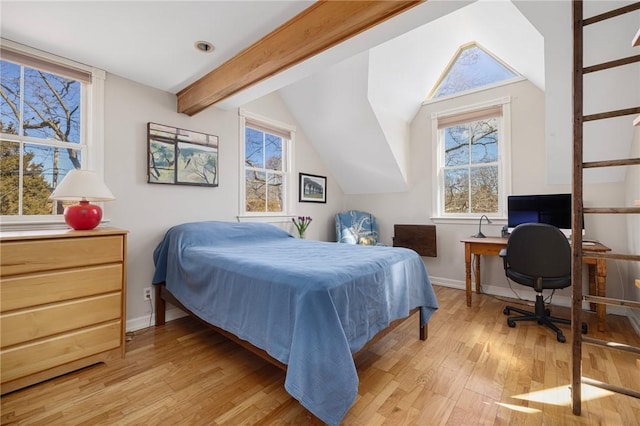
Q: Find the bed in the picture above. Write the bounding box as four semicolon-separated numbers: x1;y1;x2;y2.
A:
152;221;438;425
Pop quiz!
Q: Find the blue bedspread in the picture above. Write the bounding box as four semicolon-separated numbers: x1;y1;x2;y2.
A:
152;221;438;425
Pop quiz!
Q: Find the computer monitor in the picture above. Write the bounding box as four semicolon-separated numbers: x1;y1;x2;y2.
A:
507;193;583;237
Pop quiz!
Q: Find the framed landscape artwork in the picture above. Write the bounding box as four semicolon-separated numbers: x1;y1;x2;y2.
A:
299;173;326;203
147;122;219;187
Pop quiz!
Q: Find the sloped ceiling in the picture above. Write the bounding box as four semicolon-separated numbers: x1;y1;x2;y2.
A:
3;1;637;192
280;0;545;194
0;1;312;94
280;52;410;194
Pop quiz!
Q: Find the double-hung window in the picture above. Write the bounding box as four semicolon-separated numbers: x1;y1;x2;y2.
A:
239;109;295;217
432;97;511;219
0;39;105;227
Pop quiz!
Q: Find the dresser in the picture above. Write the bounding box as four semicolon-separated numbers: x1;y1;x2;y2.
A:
0;228;127;394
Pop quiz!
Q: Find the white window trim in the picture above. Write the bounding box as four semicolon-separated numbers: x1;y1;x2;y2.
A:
430;96;512;222
0;39;106;230
237;108;296;220
422;77;524;106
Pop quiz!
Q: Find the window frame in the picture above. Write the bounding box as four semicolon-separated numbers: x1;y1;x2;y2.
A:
238;108;295;221
425;42;523;103
0;39;106;230
431;96;512;221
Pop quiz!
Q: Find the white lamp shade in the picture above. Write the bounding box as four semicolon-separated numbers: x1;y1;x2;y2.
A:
49;169;115;202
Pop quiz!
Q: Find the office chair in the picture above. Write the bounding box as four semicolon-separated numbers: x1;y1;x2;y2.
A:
500;223;587;343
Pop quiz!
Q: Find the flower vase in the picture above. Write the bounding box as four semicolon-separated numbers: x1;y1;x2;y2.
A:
298;231;305;239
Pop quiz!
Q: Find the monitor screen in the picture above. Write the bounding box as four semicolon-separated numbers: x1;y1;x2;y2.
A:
507;193;582;236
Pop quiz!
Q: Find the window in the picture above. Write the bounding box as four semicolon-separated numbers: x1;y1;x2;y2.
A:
432;98;511;218
429;43;519;100
0;39;105;226
239;109;295;217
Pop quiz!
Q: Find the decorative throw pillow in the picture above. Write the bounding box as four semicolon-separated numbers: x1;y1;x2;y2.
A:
340;227;358;244
358;236;376;245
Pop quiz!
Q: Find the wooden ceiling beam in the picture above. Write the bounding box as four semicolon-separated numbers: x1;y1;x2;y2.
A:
177;0;423;116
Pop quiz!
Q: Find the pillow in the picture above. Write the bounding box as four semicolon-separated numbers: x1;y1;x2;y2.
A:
339;227;358;244
358;236;376;245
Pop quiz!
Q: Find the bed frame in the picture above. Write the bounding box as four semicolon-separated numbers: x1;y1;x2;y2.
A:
154;283;427;371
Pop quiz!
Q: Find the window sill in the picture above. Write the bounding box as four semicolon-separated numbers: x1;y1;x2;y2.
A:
236;214;294;224
430;216;507;226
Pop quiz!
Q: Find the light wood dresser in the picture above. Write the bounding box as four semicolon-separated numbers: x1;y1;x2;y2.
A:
0;227;127;394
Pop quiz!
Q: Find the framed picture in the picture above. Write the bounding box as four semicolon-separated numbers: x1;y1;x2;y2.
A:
299;173;326;203
147;122;219;187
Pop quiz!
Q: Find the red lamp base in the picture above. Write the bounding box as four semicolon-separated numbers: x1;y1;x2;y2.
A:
64;201;103;230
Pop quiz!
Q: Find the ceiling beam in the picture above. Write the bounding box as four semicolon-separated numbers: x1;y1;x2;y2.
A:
177;0;423;116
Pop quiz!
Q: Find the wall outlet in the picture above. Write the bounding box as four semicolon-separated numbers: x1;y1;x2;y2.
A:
143;287;152;301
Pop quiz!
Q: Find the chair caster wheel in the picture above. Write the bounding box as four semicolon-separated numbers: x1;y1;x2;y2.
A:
503;307;510;315
582;323;588;334
545;308;551;316
557;333;566;343
507;319;516;328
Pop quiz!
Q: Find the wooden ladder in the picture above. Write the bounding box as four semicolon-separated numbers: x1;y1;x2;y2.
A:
571;0;640;414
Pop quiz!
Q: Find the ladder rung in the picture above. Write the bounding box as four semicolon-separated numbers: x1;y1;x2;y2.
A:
583;54;640;73
583;3;640;26
583;207;640;214
583;158;640;168
582;252;640;261
582;377;640;399
583;295;640;309
584;107;640;122
582;336;640;354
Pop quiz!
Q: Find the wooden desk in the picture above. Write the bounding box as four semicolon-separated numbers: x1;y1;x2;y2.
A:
460;236;611;331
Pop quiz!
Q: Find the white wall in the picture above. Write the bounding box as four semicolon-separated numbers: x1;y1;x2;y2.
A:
102;74;345;330
344;79;629;307
625;125;640;332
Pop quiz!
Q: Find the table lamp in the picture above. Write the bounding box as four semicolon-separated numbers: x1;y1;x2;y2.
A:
473;214;492;238
49;169;115;230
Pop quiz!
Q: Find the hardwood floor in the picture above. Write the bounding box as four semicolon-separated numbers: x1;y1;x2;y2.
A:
2;286;639;425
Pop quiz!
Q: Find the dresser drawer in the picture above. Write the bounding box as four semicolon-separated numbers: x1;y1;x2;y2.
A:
0;236;123;276
0;321;121;383
0;228;127;394
1;293;121;347
0;264;123;312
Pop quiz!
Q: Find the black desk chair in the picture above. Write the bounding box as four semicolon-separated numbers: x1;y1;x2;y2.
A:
500;223;587;343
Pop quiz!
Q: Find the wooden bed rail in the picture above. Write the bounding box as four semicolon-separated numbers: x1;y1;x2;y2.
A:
155;283;286;370
153;283;427;371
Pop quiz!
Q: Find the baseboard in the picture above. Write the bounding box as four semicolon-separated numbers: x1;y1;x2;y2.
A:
127;278;639;338
126;307;187;332
429;276;465;290
628;308;640;337
429;275;638;336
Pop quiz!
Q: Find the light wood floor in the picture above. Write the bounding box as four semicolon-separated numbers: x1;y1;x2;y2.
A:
2;286;639;425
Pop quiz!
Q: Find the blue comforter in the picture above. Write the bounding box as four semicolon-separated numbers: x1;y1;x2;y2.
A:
152;221;438;425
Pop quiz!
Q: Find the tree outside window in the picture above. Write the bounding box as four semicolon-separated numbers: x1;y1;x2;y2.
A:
430;43;518;100
442;118;500;214
1;58;83;216
244;126;286;213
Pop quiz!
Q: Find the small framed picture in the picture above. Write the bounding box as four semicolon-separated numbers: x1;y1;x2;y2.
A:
299;173;326;203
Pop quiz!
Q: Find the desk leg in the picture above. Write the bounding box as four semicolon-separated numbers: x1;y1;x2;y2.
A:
596;258;607;332
474;254;482;294
465;243;472;307
588;264;596;312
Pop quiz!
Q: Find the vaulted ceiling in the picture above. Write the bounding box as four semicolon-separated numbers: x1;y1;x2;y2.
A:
2;1;637;193
279;0;545;194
